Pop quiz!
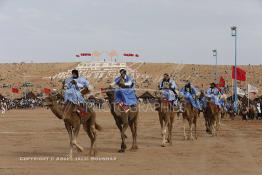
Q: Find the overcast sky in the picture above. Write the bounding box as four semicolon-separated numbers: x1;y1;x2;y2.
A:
0;0;261;64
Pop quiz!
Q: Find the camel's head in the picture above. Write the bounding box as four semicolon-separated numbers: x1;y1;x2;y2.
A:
43;92;64;107
154;90;163;99
206;96;212;102
199;90;205;100
220;94;227;101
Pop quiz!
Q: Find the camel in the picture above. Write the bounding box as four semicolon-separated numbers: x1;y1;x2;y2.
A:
220;106;227;119
180;97;199;140
227;103;236;120
43;92;102;158
155;90;176;147
240;103;257;120
105;88;138;153
203;97;221;136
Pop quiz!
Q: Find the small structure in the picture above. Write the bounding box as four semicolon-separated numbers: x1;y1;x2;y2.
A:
138;91;155;102
24;92;37;99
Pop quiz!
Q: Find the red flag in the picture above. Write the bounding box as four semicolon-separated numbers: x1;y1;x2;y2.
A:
232;66;246;81
11;87;19;94
218;76;225;87
215;84;222;92
123;53;139;57
43;88;51;95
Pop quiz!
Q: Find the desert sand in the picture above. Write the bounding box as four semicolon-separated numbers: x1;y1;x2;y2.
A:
0;108;261;175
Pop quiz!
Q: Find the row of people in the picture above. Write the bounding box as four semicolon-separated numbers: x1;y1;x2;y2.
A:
62;69;225;115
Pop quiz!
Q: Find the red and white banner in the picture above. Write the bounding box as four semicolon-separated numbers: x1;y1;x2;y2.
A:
75;53;92;57
80;53;92;56
123;53;139;57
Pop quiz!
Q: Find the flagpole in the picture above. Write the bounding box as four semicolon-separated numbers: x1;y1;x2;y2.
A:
231;26;238;113
232;78;234;96
247;67;249;109
247;72;250;109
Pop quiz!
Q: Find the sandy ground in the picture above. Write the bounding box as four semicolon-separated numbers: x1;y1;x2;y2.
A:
0;108;262;175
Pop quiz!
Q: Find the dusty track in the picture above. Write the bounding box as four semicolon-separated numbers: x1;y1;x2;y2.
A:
0;109;261;175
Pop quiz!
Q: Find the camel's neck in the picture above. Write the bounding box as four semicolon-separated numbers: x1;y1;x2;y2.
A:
49;103;64;119
106;94;114;107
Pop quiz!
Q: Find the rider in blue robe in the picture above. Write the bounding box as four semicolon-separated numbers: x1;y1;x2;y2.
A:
64;70;89;104
159;73;178;106
113;69;137;109
180;82;202;110
206;83;222;108
62;69;90;119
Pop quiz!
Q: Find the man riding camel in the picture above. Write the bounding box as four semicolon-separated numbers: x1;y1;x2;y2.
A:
180;82;202;110
159;73;179;106
206;82;222;109
63;69;90;119
111;69;137;113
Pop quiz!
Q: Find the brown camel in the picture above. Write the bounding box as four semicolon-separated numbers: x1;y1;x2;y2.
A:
105;88;138;153
155;91;176;147
203;97;221;136
180;97;199;140
43;92;102;158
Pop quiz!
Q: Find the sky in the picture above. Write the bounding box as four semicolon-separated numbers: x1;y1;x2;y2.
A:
0;0;262;65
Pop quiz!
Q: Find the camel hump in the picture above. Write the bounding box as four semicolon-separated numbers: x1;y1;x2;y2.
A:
95;123;103;131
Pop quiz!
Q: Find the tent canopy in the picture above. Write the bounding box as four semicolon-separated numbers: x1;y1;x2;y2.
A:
138;91;155;99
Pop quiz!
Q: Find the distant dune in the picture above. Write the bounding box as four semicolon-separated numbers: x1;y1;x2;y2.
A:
0;62;261;98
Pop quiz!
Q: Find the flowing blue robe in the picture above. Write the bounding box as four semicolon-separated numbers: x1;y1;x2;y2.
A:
114;75;137;106
180;86;202;110
64;76;89;104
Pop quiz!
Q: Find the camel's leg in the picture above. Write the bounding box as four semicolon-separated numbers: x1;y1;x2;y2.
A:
194;116;197;140
189;119;194;140
183;118;187;140
204;113;209;133
113;115;127;138
211;119;216;136
83;121;96;156
168;114;174;145
72;123;84;152
165;114;171;144
65;122;73;160
89;124;97;156
159;113;165;145
161;118;168;147
207;116;212;134
119;122;128;153
159;113;164;134
133;116;138;149
129;119;138;150
217;113;221;131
